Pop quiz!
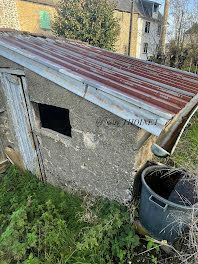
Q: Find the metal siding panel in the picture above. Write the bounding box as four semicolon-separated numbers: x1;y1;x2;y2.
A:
5;36;197;97
1;73;39;174
21;76;45;180
0;34;197;136
0;138;6;162
85;85;166;136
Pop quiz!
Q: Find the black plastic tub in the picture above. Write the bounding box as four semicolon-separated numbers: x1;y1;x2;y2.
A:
139;165;198;242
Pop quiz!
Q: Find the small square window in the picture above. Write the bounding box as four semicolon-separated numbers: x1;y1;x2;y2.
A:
37;103;72;137
143;43;148;53
40;11;51;29
145;21;150;33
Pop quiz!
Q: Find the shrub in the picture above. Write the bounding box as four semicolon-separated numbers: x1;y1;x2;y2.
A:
52;0;120;50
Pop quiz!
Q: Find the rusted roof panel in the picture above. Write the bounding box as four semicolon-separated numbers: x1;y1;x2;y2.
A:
0;33;197;136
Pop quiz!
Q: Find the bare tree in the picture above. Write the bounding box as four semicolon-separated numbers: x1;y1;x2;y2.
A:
167;0;198;71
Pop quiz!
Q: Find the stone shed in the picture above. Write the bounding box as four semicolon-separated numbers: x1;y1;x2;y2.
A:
0;31;198;203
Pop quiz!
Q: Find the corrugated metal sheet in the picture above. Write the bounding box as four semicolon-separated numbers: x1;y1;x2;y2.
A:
0;137;6;162
0;72;40;174
0;33;197;136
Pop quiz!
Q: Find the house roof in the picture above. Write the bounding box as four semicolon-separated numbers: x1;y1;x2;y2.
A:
0;31;197;137
19;0;58;6
186;23;198;34
21;0;163;21
111;0;163;20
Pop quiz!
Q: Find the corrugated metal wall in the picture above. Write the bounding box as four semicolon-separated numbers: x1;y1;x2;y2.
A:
0;138;5;161
0;73;40;175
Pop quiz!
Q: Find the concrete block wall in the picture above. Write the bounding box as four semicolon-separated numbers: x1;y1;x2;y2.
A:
26;70;139;203
0;56;148;203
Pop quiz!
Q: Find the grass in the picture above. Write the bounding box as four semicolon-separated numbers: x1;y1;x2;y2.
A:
0;165;85;263
0;165;163;264
167;111;198;264
0;112;197;264
155;111;198;174
153;110;198;264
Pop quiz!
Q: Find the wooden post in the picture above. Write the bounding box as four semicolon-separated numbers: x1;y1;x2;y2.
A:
128;0;135;56
161;0;170;55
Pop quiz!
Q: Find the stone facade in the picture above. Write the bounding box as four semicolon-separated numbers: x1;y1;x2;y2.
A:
16;0;56;34
0;0;161;60
114;11;139;57
114;9;162;59
0;0;20;30
0;0;56;34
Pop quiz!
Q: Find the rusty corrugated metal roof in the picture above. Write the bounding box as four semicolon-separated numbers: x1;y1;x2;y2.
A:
0;33;197;136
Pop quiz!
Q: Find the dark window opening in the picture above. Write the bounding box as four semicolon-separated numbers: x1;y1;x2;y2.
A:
143;43;148;53
153;4;158;12
38;103;72;137
145;21;150;33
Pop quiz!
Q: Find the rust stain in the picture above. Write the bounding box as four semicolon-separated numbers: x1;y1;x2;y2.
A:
115;104;123;111
95;95;107;104
0;33;198;120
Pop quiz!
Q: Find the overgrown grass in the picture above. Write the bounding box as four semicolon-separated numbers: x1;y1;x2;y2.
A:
0;165;161;264
156;111;198;174
0;113;197;263
0;165;85;263
168;112;198;264
153;111;198;264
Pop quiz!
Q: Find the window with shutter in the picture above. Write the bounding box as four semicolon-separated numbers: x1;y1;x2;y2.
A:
40;11;51;29
143;43;148;53
145;21;150;33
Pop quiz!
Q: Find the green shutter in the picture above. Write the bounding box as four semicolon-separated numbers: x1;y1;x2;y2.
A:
40;11;51;29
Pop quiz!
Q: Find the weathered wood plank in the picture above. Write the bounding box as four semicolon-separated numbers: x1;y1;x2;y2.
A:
0;160;8;174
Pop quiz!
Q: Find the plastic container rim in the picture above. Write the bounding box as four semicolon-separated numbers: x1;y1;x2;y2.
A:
141;165;198;210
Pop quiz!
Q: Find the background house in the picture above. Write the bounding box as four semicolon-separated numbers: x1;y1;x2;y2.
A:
0;0;57;35
184;23;198;46
0;0;162;60
113;0;163;60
